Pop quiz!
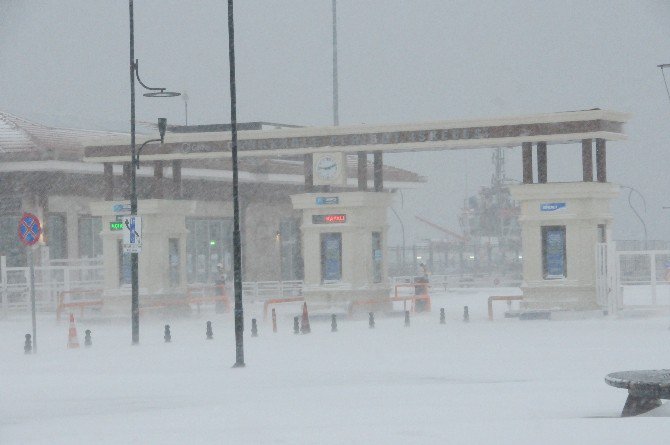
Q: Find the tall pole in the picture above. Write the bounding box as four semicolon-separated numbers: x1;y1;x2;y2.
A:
332;0;339;126
129;0;139;345
28;248;37;353
228;0;245;368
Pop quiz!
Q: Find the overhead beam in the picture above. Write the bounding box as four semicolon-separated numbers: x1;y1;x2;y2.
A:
84;109;629;163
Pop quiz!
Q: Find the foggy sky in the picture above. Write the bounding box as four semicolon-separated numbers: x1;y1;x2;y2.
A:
1;0;669;245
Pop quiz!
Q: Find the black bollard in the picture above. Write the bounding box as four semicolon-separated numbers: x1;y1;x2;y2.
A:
293;316;300;335
84;329;92;347
404;310;410;327
463;306;469;322
251;318;258;337
164;324;172;343
206;321;213;340
440;308;446;324
331;314;338;332
24;333;32;354
368;312;375;329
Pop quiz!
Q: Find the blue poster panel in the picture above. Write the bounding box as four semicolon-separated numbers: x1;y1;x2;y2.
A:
321;233;342;282
542;226;566;279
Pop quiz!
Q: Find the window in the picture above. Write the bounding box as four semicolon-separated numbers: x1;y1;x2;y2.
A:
542;225;566;279
0;214;25;266
78;216;102;259
372;232;382;283
47;213;67;259
279;217;303;281
118;239;131;286
320;232;342;282
185;218;232;284
168;238;180;287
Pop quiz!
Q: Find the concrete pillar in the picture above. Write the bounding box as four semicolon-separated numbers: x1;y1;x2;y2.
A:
522;142;533;184
304;154;314;192
357;152;368;191
582;139;593;182
172;160;182;198
596;138;607;182
537;142;547;184
373;151;383;192
153;161;164;199
104;163;114;201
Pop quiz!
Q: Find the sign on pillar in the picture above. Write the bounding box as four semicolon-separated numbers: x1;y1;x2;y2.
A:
122;216;142;253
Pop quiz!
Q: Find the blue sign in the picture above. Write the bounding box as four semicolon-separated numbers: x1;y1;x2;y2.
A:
113;203;131;213
18;213;41;246
316;196;339;205
540;202;566;212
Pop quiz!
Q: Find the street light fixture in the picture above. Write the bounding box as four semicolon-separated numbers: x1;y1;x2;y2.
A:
128;0;180;345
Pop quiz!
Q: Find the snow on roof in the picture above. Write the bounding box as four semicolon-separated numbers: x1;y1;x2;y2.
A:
0;112;125;159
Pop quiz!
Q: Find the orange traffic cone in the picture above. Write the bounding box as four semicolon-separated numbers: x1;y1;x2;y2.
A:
300;302;311;334
67;313;80;349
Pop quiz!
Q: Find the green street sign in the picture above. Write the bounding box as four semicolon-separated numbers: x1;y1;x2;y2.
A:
110;221;124;231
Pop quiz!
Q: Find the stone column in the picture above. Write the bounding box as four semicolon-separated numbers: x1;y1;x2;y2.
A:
373;151;383;192
582;139;593;182
357;152;368;191
153;161;164;199
596;138;607;182
172;160;182;198
522;142;533;184
304;154;314;192
537;142;547;184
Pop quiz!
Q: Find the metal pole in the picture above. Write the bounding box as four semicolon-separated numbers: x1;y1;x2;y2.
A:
129;0;139;345
228;0;245;368
332;0;339;126
28;248;37;353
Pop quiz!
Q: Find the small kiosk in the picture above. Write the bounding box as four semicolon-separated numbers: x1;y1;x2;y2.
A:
291;191;392;306
511;182;618;309
510;137;621;310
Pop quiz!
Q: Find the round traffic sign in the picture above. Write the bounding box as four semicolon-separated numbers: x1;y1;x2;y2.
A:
18;213;41;247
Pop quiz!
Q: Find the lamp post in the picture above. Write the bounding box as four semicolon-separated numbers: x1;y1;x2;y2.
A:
620;185;648;251
227;0;245;368
128;0;179;345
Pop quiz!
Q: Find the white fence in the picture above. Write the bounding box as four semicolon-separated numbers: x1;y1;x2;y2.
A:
617;250;670;309
0;256;104;316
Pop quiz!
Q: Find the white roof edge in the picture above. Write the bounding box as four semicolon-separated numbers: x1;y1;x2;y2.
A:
84;109;631;147
0;160;422;188
83;130;627;163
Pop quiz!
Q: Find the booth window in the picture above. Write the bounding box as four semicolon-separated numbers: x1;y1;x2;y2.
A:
279;217;303;281
117;239;131;286
47;213;67;260
185;218;232;284
0;214;26;266
78;216;103;259
168;238;180;287
320;232;342;282
541;225;566;279
372;232;382;283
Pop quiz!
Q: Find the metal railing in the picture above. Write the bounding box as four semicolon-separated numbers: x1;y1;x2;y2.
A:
0;256;104;316
617;250;670;308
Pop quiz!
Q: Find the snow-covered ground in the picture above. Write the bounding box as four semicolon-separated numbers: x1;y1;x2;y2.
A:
3;290;670;444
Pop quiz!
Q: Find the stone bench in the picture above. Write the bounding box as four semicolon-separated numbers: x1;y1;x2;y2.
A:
605;370;670;416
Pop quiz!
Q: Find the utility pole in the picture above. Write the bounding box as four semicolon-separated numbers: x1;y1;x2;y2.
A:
228;0;245;368
332;0;339;126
